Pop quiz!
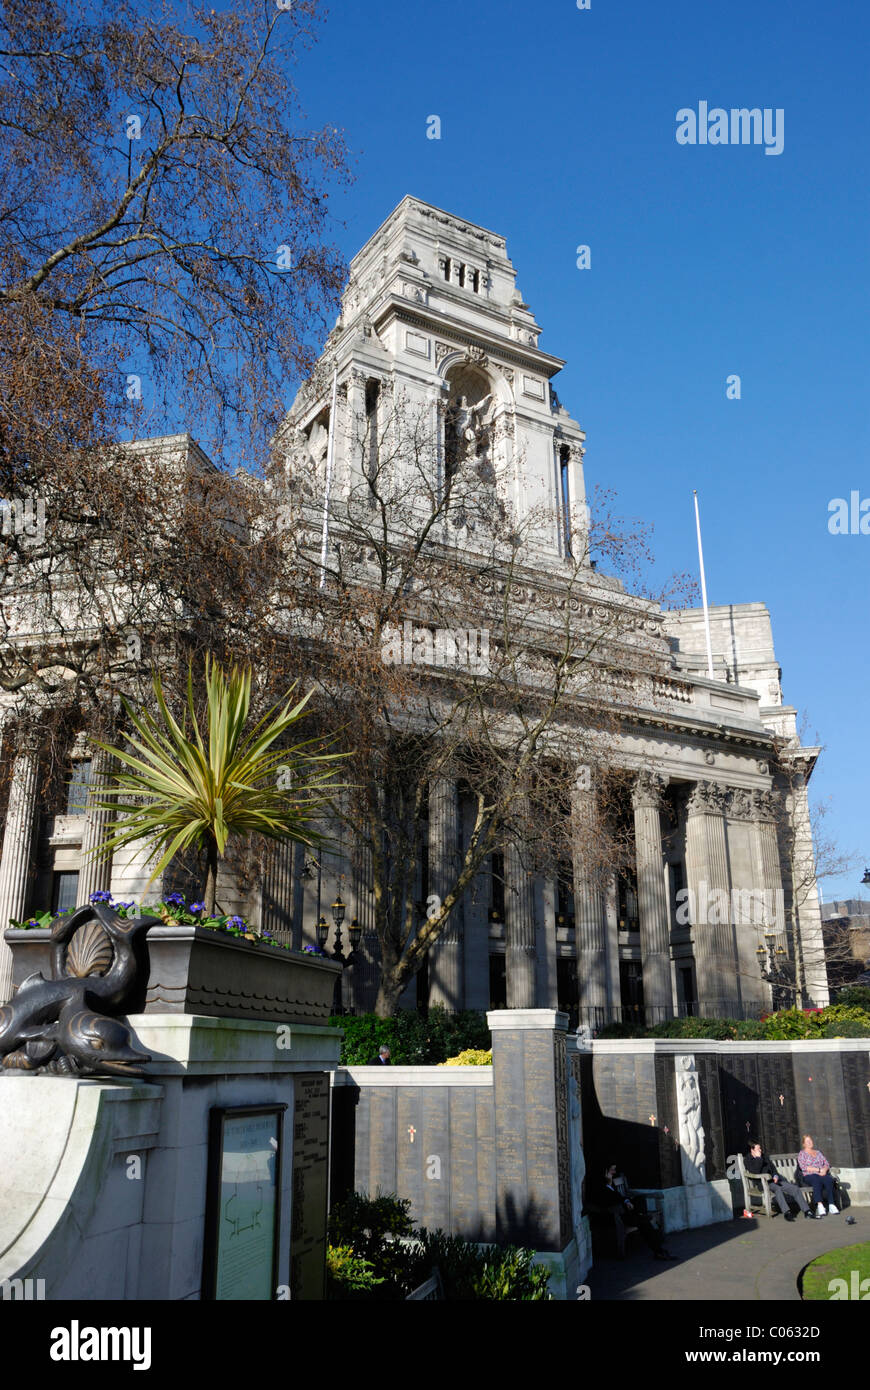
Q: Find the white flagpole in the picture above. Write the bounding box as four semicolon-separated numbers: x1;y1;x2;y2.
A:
319;369;338;590
693;489;715;679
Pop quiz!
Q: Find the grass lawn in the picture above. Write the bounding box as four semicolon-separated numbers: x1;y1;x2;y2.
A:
801;1241;870;1300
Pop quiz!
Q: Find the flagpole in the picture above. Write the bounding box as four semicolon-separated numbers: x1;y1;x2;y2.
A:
319;369;338;590
693;489;715;679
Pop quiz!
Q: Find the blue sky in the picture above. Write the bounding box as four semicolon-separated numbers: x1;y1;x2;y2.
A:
292;0;869;898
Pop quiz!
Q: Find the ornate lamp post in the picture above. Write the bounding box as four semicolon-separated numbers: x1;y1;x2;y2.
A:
757;931;789;1011
315;896;362;1015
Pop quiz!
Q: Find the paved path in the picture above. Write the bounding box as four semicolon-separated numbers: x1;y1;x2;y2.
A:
586;1210;868;1300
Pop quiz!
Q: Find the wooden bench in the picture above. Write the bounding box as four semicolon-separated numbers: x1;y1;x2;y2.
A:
731;1153;843;1218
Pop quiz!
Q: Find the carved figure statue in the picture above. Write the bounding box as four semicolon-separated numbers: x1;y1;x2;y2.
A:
448;393;493;463
0;903;156;1077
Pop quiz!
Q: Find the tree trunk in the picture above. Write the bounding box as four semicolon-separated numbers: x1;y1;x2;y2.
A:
374;970;410;1018
204;840;218;917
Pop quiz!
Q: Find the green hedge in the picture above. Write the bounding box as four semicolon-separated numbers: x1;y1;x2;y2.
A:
331;1006;491;1065
596;1004;870;1041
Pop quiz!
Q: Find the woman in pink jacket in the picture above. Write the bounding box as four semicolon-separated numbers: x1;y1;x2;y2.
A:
797;1135;838;1217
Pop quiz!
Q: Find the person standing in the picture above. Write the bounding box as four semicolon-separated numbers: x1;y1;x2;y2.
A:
368;1044;391;1065
797;1134;838;1217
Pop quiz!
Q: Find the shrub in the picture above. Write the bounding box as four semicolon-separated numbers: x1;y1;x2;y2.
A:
439;1049;492;1066
409;1229;551;1301
820;1019;870;1038
327;1191;416;1297
806;1004;870;1035
734;1018;768;1040
331;1006;490;1065
330;1014;400;1065
326;1245;384;1299
327;1195;552;1300
596;1021;646;1038
835;985;870;1012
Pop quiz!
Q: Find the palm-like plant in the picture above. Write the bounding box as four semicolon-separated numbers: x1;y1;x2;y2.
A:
89;657;343;917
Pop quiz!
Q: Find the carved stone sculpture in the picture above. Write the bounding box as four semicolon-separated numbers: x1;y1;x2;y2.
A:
0;903;156;1077
675;1054;706;1185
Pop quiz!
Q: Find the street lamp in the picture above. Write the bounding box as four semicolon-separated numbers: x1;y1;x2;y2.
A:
757;935;789;1011
315;895;359;1017
861;868;870;887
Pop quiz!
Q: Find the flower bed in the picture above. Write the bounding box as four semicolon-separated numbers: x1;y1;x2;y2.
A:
6;892;340;1026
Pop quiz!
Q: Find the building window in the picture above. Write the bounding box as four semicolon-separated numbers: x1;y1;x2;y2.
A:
559;444;572;557
66;760;93;815
669;860;686;927
556;864;574;925
489;952;506;1009
679;964;697;1016
557;957;579;1025
364;378;380;479
52;870;80;914
619;960;645;1024
617;870;638;930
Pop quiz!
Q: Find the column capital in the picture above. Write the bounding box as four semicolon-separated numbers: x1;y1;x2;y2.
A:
749;788;778;823
632;770;668;810
686;779;729;817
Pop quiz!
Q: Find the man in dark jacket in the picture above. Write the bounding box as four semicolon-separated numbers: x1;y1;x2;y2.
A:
592;1165;677;1260
746;1141;812;1219
368;1044;391;1065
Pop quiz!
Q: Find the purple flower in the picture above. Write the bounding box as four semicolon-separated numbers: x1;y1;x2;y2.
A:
190;901;206;913
164;891;185;907
227;916;245;929
89;890;113;904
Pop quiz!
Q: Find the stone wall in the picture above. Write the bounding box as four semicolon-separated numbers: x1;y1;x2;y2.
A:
0;1016;341;1300
582;1039;870;1221
330;1009;591;1300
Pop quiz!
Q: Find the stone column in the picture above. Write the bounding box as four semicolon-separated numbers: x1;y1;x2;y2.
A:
0;734;40;1002
75;744;115;907
427;777;463;1011
786;775;829;1007
684;780;739;1017
488;1009;577;1297
632;771;674;1025
261;836;296;944
504;816;536;1009
570;781;608;1027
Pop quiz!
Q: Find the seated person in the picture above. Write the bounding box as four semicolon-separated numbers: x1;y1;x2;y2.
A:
797;1135;838;1217
591;1164;678;1261
745;1141;812;1219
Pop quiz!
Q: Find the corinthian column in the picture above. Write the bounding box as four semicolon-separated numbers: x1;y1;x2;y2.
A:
75;744;115;907
504;806;536;1008
632;771;674;1024
0;733;40;1002
427;777;463;1010
684;780;739;1017
571;778;608;1026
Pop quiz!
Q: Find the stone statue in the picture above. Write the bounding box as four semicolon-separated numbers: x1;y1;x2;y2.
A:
448;393;493;464
0;903;156;1077
675;1053;706;1185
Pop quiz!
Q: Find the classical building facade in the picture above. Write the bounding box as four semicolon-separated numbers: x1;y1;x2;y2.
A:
0;197;827;1021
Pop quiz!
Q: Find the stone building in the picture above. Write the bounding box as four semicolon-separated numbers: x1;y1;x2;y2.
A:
0;197;827;1021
